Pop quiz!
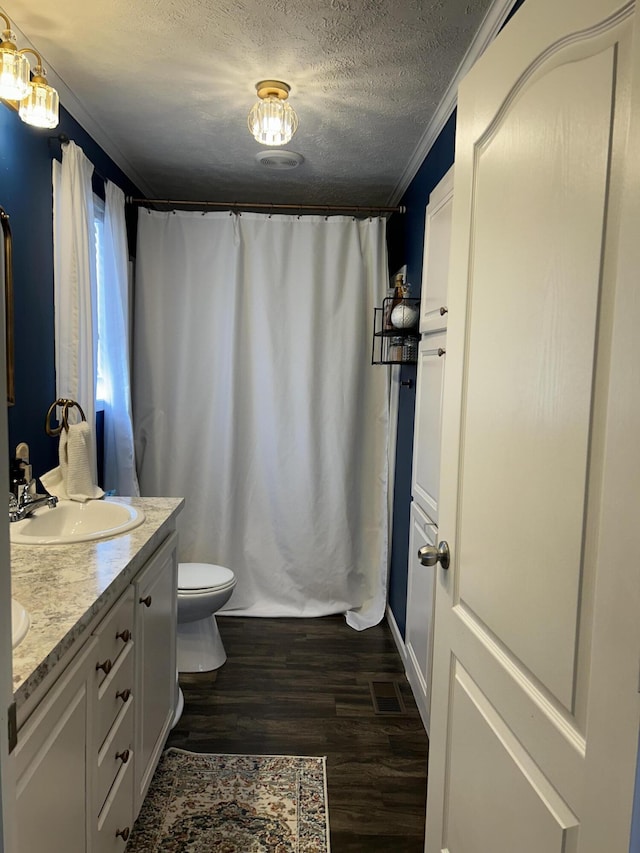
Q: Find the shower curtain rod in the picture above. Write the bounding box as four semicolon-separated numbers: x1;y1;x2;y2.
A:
126;197;406;217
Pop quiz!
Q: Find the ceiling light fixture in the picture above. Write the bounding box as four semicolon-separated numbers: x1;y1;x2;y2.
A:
17;49;58;128
0;13;29;100
0;13;59;129
248;80;298;147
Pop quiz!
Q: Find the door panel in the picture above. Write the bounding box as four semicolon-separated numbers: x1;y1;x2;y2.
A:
458;45;614;711
445;662;577;853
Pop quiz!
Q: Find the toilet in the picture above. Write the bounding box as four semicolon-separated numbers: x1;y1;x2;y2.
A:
177;562;237;672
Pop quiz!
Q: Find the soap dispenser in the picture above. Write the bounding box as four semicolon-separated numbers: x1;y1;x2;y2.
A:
10;457;26;499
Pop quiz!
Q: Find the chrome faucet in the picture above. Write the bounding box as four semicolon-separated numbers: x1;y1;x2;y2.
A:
9;480;58;522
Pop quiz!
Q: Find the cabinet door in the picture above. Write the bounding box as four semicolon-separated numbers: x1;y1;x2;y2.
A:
405;502;437;734
419;166;454;334
15;636;98;853
134;531;177;814
411;333;446;522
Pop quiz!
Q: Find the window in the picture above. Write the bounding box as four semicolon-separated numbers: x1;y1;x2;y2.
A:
93;195;107;406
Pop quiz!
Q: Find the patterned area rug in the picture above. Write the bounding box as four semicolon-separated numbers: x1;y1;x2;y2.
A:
126;749;331;852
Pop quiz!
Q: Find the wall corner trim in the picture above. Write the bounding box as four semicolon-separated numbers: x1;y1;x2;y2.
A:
387;0;519;206
6;20;156;198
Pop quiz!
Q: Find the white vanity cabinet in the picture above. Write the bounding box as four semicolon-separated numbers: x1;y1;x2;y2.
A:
14;524;178;853
404;165;453;735
134;531;177;813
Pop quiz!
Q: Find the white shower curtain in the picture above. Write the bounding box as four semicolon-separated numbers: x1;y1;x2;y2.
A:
134;210;390;629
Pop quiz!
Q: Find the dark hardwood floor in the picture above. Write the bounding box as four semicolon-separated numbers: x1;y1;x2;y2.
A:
166;615;428;852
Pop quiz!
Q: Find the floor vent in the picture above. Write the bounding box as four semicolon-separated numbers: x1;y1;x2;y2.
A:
369;679;406;715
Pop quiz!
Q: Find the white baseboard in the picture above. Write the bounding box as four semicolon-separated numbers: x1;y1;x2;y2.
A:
405;643;430;735
386;604;430;735
386;604;407;666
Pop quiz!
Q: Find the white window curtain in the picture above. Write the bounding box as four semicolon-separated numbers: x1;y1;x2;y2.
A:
52;140;98;477
134;211;390;630
100;182;140;496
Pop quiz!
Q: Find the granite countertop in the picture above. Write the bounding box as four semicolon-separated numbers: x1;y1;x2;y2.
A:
11;496;184;709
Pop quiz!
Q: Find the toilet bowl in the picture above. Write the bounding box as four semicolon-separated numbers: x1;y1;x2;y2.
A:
177;562;236;672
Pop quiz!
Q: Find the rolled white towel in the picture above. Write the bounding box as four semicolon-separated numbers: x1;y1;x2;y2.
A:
60;422;104;502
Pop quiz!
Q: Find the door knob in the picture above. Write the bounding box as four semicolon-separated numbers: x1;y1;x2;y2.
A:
418;541;450;570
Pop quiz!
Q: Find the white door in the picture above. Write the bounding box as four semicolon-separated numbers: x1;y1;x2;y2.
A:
425;1;640;851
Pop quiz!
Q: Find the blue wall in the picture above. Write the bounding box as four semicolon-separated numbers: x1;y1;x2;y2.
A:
386;0;529;639
386;112;456;636
0;103;139;482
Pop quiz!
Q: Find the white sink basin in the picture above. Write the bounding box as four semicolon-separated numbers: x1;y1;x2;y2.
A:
10;500;145;545
11;598;30;648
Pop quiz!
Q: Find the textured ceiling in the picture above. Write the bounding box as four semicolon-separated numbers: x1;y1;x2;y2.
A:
4;0;496;206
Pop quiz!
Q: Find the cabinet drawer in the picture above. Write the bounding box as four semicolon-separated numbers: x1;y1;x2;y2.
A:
96;695;134;814
96;642;134;750
419;165;453;334
96;757;134;853
412;332;447;522
94;586;135;685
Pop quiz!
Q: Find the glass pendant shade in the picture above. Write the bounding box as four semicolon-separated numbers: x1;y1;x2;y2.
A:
19;74;59;128
248;82;298;146
0;40;30;100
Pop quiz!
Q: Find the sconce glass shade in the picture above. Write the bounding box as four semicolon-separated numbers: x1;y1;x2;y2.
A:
0;37;30;100
18;72;59;128
248;81;298;146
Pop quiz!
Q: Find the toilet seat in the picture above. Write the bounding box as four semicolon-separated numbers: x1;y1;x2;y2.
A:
179;562;236;594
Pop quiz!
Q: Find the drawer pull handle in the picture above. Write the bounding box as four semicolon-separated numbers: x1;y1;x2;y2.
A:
139;595;152;608
115;827;130;842
116;748;130;764
96;658;112;675
116;688;131;703
116;628;131;643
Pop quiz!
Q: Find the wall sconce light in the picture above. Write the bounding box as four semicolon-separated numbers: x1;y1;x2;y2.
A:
248;80;298;147
0;12;59;129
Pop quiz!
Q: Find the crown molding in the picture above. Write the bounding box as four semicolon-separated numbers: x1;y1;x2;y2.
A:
388;0;519;206
5;14;156;198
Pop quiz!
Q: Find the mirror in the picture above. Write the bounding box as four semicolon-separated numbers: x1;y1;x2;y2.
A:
0;206;15;405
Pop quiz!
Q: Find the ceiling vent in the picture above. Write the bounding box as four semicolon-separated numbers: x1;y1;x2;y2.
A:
255;150;304;170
